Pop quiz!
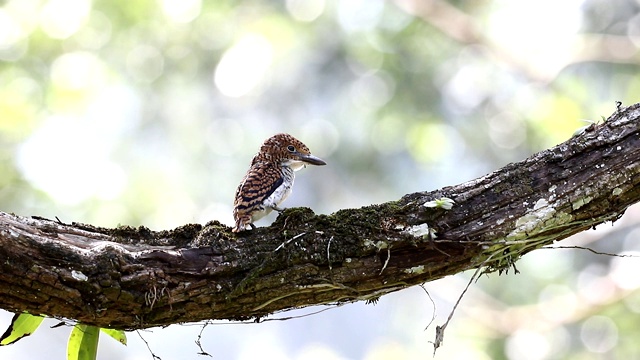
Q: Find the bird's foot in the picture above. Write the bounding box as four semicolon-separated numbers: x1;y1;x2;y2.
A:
271;206;286;213
232;222;257;233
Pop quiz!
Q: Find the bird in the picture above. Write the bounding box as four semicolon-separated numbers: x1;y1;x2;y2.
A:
232;133;326;232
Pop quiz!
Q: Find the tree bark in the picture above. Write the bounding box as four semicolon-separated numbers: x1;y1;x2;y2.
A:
1;103;639;330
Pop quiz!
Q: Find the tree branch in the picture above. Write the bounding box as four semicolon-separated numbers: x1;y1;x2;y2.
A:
1;103;639;330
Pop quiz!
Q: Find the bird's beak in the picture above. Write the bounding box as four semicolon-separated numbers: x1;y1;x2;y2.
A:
300;154;326;166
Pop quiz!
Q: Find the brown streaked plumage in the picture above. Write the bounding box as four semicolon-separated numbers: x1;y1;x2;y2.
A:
232;133;326;233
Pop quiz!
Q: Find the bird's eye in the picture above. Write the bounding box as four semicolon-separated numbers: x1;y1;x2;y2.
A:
287;145;296;152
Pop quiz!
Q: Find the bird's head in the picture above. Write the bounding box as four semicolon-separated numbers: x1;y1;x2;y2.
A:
258;133;326;171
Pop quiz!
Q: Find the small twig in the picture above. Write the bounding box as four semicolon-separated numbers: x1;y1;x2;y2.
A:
431;254;497;355
262;304;345;322
49;320;70;329
543;245;640;257
327;236;334;271
182;304;345;326
379;247;391;275
274;232;307;252
136;330;162;360
195;322;212;357
420;284;437;332
145;286;157;309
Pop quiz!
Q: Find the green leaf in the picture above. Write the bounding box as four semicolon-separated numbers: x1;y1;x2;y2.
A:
0;313;44;345
67;324;99;360
100;328;127;345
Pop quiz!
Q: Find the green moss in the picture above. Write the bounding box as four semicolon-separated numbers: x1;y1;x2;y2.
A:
270;207;316;230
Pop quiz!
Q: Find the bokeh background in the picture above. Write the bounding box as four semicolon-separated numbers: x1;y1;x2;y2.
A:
2;0;640;359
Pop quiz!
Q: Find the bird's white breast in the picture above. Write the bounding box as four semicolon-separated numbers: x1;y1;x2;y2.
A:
251;167;295;222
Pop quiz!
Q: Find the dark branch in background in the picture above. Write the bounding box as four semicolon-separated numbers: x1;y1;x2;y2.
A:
0;103;639;330
394;0;640;81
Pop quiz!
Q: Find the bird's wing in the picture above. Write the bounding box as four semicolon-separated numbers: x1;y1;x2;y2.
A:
234;162;283;212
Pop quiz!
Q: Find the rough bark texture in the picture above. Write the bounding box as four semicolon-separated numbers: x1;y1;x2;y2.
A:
1;103;639;330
